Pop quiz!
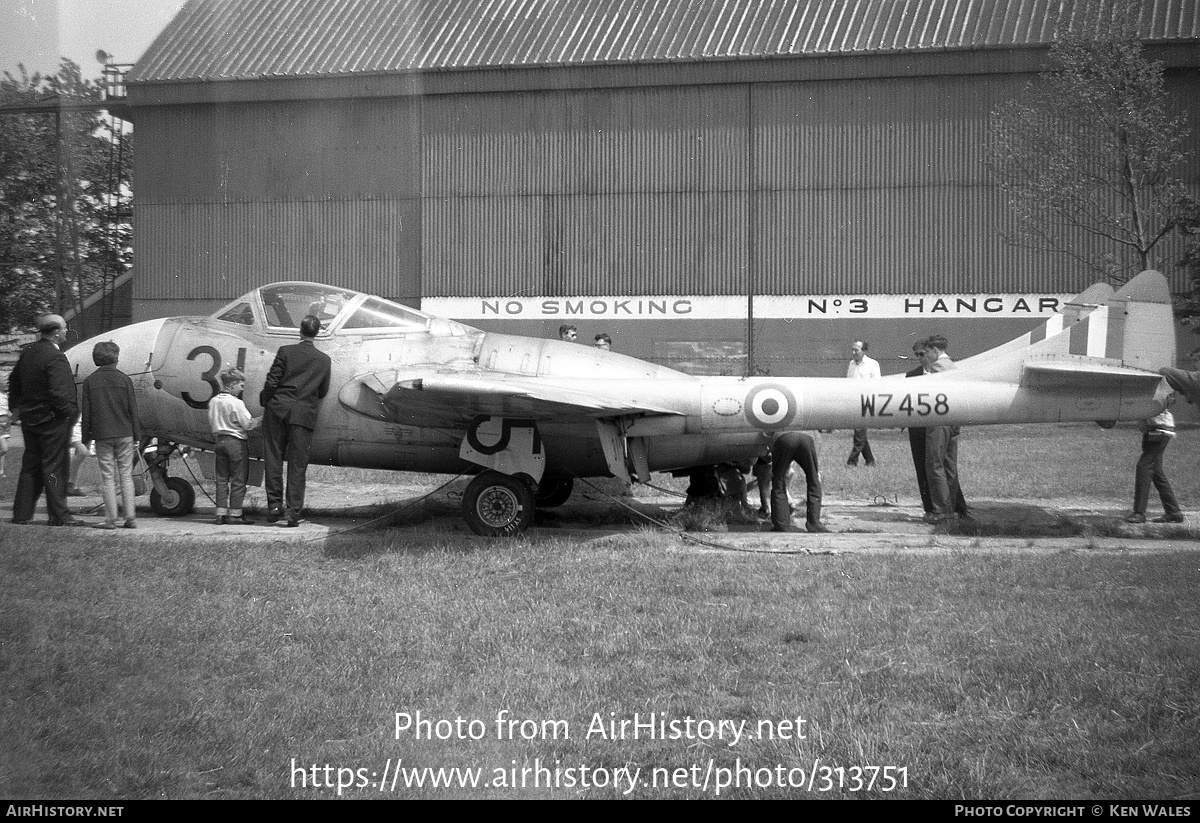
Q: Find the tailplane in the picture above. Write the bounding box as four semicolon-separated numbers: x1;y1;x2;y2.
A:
957;270;1175;385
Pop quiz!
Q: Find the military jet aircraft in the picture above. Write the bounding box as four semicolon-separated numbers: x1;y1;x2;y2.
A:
65;269;1175;535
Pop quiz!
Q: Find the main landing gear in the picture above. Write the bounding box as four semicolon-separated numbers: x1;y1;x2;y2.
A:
461;471;578;536
463;472;535;536
533;473;574;508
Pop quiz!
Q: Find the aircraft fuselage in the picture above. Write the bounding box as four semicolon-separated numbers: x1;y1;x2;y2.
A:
70;316;770;478
71;312;1167;488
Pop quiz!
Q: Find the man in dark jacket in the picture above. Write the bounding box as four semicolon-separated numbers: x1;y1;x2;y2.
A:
769;431;829;533
259;315;332;527
921;334;970;524
906;338;968;520
9;314;85;526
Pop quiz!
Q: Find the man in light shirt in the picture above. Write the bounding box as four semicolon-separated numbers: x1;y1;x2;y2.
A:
1126;407;1182;524
845;340;880;467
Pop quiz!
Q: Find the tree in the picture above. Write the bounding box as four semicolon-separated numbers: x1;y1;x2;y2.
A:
1171;195;1200;344
0;60;132;334
988;25;1192;283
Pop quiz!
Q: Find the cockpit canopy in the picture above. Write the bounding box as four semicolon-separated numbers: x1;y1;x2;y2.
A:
211;282;435;336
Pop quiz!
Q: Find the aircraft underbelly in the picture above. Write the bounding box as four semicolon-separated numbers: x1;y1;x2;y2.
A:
334;440;470;473
536;427;614;476
327;415;471;473
642;432;767;471
536;426;765;477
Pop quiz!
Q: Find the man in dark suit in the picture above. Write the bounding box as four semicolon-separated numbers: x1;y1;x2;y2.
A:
259;315;332;527
921;334;969;524
9;314;86;526
906;337;968;519
905;339;935;515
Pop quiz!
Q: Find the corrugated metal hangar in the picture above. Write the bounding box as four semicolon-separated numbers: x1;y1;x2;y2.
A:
123;0;1200;375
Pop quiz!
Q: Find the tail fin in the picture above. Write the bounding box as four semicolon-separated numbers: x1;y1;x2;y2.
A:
957;270;1175;385
1061;281;1117;325
1102;269;1176;372
956;281;1114;369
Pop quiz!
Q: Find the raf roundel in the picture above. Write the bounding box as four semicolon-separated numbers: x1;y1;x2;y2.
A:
743;383;797;429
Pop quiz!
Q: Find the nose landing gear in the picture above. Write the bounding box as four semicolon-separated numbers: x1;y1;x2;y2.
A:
143;441;197;516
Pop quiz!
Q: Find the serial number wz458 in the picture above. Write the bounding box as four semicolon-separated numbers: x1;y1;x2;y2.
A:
860;393;949;418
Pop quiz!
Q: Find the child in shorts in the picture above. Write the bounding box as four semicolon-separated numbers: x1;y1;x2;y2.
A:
208;368;261;525
67;418;95;495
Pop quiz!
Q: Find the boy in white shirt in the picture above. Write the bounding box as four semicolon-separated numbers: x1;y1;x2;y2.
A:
208;368;261;525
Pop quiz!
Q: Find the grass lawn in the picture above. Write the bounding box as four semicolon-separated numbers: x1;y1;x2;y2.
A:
1;425;1199;799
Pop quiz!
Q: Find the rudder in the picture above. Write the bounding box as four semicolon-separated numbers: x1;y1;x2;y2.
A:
1104;269;1175;371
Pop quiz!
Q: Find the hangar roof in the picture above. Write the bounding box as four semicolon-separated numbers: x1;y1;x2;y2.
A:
129;0;1200;84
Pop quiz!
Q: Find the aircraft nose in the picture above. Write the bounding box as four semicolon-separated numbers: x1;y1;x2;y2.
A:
68;319;167;380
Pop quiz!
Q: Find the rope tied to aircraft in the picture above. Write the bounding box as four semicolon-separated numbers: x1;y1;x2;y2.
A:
291;472;470;544
575;476;838;556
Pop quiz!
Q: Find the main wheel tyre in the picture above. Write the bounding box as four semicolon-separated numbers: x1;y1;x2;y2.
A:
150;476;196;517
463;472;535;536
534;474;574;508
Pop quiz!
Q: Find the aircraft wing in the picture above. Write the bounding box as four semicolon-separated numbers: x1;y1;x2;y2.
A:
341;371;685;426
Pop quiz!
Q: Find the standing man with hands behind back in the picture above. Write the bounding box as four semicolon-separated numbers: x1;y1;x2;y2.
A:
260;315;332;528
9;314;84;526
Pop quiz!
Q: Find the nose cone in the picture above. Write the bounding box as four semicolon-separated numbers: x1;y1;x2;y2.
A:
68;319;167;383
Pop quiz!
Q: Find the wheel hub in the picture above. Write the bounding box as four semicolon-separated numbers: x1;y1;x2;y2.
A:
478;487;520;527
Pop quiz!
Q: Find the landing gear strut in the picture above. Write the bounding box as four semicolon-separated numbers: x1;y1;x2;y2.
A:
143;441;197;517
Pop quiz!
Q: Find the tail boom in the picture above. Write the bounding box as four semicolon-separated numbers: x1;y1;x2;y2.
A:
696;373;1168;433
694;271;1175;433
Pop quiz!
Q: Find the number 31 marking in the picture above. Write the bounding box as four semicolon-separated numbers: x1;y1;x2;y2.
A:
183;345;248;409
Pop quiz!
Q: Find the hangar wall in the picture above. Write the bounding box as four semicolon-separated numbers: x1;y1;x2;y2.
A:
131;66;1200;374
135;97;423;303
420;72;1098;300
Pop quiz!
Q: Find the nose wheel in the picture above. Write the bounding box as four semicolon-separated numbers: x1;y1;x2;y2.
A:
143;441;197;517
463;471;535;536
150;476;197;516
